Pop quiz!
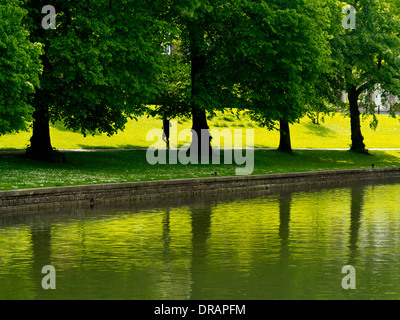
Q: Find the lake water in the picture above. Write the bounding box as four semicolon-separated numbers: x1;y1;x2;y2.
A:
1;180;400;300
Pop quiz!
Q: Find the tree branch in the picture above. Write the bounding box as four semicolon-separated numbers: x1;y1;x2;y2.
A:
356;81;375;95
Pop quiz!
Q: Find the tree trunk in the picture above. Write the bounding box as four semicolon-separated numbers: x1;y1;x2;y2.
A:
188;20;212;157
25;7;64;162
191;107;212;156
26;98;65;162
278;119;292;154
348;85;366;153
26;103;53;157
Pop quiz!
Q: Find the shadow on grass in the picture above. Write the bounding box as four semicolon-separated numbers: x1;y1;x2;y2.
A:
1;149;399;191
0;148;25;152
303;122;336;138
51;121;102;136
365;150;400;167
294;149;400;169
51;121;78;133
78;144;147;150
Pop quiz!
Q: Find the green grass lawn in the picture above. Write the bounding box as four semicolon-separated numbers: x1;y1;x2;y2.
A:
1;112;400;150
1;112;399;191
0;149;399;191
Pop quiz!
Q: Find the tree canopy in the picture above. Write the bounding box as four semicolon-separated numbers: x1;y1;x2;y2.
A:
329;0;400;152
24;0;167;159
226;0;333;152
0;0;42;135
2;0;400;159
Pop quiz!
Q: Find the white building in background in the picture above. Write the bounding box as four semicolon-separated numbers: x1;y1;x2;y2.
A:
341;92;347;104
340;86;399;113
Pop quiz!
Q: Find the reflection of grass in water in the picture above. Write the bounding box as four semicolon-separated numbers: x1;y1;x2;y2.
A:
0;149;399;191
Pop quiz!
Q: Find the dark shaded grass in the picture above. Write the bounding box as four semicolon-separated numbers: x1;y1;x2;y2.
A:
0;149;398;190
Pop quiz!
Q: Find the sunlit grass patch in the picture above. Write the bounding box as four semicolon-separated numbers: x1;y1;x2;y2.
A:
1;112;400;151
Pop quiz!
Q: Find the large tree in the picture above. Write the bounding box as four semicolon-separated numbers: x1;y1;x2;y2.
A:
24;0;166;161
0;0;42;136
229;0;333;153
152;1;244;156
331;0;400;153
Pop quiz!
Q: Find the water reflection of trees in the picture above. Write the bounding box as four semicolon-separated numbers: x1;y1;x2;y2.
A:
279;193;291;256
30;222;52;299
189;201;212;300
6;184;374;299
274;193;292;299
162;207;171;257
348;186;364;265
187;193;295;300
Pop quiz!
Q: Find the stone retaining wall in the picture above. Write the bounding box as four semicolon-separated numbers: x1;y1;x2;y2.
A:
1;167;400;214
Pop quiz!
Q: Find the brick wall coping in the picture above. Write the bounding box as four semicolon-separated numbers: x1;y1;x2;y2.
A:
1;167;400;213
